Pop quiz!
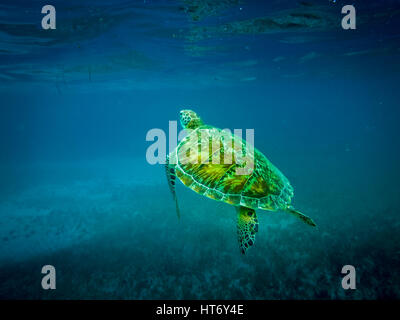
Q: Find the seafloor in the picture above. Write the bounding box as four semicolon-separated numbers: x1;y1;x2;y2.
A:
0;153;398;300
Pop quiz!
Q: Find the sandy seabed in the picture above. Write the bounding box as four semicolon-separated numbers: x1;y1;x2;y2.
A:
0;156;399;299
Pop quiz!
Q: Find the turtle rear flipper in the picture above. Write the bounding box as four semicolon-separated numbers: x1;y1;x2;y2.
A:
166;155;180;219
237;206;259;255
285;206;316;227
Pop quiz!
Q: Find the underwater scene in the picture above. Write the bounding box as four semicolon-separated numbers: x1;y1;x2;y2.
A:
0;0;400;300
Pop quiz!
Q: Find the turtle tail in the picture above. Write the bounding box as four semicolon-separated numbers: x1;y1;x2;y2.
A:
166;155;181;219
285;206;316;227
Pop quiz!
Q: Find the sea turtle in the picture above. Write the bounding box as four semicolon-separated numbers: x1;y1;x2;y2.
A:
166;109;316;254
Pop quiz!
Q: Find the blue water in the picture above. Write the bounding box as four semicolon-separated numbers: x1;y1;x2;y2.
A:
0;0;400;299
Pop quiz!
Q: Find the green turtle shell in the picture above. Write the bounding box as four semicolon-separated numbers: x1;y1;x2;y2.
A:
171;126;294;211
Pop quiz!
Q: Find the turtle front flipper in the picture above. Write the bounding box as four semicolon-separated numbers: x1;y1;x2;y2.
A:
237;206;259;255
285;206;316;227
166;155;180;219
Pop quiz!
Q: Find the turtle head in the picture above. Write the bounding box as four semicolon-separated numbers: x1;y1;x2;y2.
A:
180;109;204;129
